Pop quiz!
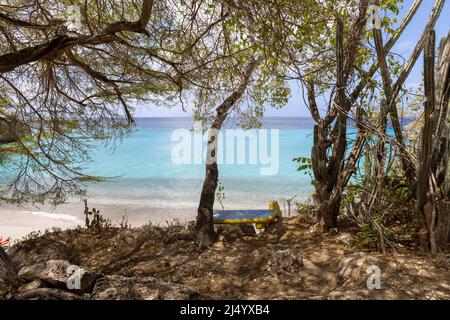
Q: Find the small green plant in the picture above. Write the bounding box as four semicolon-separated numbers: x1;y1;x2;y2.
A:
293;156;315;185
119;211;131;229
328;227;339;235
293;157;312;173
216;180;225;210
295;202;315;223
281;195;297;217
83;199;110;232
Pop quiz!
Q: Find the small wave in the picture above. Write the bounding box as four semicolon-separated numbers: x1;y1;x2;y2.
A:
22;211;82;224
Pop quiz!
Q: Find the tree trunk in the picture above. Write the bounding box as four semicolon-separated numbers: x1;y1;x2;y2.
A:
435;31;450;248
195;139;220;249
413;30;450;251
436;201;450;247
194;58;259;248
312;180;341;230
0;246;18;298
310;19;348;230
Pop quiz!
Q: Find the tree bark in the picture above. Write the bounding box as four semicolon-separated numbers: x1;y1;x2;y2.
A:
310;18;354;230
435;31;450;247
414;30;450;251
195;58;259;248
0;246;18;298
416;30;437;253
386;0;445;188
0;0;155;74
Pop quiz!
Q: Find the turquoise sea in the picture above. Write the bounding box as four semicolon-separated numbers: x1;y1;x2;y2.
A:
1;116;409;237
80;117;316;222
1;117;317;233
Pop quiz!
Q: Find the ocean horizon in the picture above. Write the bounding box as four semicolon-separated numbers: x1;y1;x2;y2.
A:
0;117;317;239
0;116;408;239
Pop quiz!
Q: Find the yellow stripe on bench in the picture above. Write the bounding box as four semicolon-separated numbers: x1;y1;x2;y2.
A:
213;200;282;229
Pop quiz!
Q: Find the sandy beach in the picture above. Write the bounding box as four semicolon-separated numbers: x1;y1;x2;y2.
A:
0;200;200;242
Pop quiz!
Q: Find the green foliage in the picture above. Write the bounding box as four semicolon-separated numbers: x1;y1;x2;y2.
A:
87;207;111;232
344;171;417;250
355;222;414;251
77;176;108;183
293;157;314;184
216;180;225;210
355;223;381;250
296;203;314;215
83;199;111;232
328;228;339;235
293;157;312;173
295;202;315;224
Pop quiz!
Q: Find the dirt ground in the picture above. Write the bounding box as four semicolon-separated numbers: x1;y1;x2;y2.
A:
7;218;450;299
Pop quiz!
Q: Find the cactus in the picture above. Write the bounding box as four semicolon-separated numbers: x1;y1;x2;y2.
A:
83;199;110;232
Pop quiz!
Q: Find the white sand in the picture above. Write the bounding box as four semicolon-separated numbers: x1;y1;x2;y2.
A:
0;187;292;242
0;200;198;242
0;209;81;242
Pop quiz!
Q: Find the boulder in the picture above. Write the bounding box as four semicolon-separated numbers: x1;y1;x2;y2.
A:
0;247;18;298
91;275;199;300
17;279;47;293
217;225;244;242
259;218;286;240
336;232;356;246
216;224;257;242
337;252;379;282
13;288;83;300
266;249;303;275
18;260;99;293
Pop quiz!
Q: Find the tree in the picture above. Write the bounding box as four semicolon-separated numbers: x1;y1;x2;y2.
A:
0;0;188;204
416;29;450;252
0;0;229;296
190;0;322;247
296;0;445;230
195;58;261;248
0;0;164;297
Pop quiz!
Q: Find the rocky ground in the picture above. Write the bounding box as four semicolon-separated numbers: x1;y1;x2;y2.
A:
3;217;450;300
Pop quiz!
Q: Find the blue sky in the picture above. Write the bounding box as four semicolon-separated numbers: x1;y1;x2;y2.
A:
136;0;450;118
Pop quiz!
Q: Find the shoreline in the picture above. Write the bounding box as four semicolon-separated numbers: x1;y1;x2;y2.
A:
0;176;313;241
0;200;281;242
0;203;196;242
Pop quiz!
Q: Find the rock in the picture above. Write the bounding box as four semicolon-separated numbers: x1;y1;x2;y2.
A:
213;241;225;249
174;260;216;281
216;224;258;242
13;288;83;300
17;279;47;293
326;289;371;300
91;275;199;300
18;260;99;293
306;223;323;234
266;249;303;275
216;225;244;242
0;247;18;298
158;242;197;257
336;232;356;246
260;218;286;240
337;252;379;282
239;224;258;237
19;260;67;286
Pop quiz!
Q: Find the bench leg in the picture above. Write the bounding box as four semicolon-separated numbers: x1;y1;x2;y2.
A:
253;223;266;234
